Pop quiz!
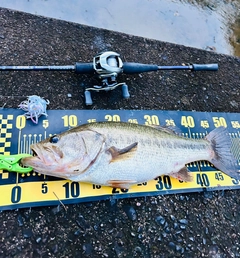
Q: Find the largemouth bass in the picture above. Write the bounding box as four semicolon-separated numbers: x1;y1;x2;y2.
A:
21;122;239;189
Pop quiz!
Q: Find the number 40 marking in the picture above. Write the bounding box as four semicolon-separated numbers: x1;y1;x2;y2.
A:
196;173;210;187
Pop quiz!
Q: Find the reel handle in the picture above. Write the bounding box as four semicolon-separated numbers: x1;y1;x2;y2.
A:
84;91;93;105
122;84;130;99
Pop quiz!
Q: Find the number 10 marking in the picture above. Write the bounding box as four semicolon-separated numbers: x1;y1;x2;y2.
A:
62;115;78;127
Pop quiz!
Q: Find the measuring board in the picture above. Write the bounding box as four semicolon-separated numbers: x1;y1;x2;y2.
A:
0;109;239;210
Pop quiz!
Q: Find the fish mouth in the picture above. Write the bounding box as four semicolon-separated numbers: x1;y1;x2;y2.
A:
20;147;43;168
31;144;63;165
20;143;65;177
31;148;40;159
30;145;47;164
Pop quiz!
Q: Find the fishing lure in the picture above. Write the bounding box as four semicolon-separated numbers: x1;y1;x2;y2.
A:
18;95;50;124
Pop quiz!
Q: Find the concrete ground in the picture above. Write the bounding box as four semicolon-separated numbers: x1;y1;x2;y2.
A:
0;8;240;258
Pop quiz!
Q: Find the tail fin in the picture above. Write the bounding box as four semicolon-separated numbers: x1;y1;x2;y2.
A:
206;126;240;180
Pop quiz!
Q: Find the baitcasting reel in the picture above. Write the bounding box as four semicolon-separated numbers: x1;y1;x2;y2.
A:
85;51;129;105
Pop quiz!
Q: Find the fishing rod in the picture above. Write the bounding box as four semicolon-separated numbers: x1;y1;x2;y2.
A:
0;51;218;105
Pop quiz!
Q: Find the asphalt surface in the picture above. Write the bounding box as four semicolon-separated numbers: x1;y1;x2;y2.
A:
0;8;240;258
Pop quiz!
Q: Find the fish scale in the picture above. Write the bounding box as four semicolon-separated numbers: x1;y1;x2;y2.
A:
80;131;208;186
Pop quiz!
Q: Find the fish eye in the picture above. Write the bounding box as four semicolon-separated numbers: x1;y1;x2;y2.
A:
49;135;59;144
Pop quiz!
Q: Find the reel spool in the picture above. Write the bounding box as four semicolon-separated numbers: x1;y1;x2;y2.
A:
93;51;123;78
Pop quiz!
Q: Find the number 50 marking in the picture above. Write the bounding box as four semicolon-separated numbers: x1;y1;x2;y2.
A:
212;117;227;128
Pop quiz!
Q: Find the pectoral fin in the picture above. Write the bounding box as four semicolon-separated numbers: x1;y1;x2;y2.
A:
107;180;137;189
107;142;138;162
170;167;193;182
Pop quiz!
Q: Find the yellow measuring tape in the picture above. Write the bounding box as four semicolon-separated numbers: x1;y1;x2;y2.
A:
0;109;239;210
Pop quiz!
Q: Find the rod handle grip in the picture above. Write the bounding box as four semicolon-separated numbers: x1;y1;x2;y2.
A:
123;62;159;74
75;63;94;73
191;63;218;71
